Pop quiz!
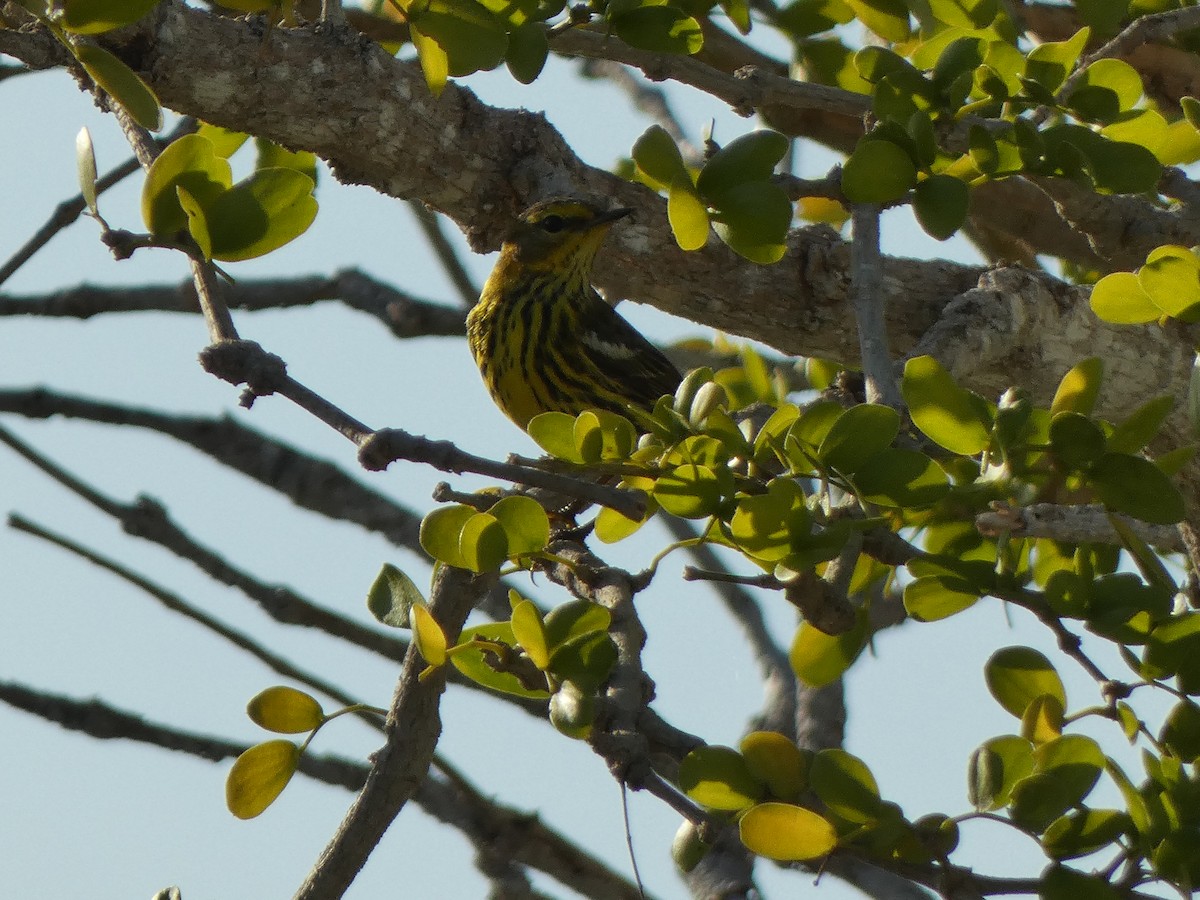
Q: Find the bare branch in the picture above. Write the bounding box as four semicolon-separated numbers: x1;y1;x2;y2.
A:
407;201;480;308
850;204;901;409
0;681;643;900
0;118;196;288
0;424;409;661
294;564;491;899
976;503;1184;552
0;270;467;338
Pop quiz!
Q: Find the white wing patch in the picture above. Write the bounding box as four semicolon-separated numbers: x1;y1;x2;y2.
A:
581;330;640;360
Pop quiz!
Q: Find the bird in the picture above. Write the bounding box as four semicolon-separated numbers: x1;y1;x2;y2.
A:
466;197;683;430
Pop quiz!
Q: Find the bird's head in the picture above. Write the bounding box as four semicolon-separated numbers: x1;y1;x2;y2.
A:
502;198;632;273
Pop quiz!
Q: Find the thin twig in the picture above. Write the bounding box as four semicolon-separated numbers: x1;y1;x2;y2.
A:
550;29;871;121
850;204;901;409
0;117;197;288
196;339;648;518
407;200;479;307
108;103;238;341
0;270;468;337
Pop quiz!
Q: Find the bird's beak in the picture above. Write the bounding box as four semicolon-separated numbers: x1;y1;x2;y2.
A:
594;207;633;227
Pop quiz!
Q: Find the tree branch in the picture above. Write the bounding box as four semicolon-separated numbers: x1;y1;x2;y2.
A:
294;564;491;899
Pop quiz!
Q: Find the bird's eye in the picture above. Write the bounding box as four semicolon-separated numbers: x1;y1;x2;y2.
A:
540;215;565;233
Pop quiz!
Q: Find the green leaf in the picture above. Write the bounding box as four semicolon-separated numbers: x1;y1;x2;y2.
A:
1089;271;1161;324
458;512;508;572
226;740;299;819
543;599;611;648
810;748;881;823
901;356;992;454
842;139;916;203
205;168;317;262
143;135;236;236
730;478;809;562
926;0;995;28
411;23;450;95
408;0;508;77
1025;27;1090;94
633;125;688;188
1041;865;1124;900
254;139;318;183
1159;699;1200;761
488;495;549;557
595;495;655;543
1046;806;1128;864
697;131;789;198
60;0;162;33
75;127;99;216
527;411;583;462
1089;453;1185;524
1153;831;1200;886
1049;412;1107;470
844;0;911;41
668;178;710;251
741;731;809;800
968;735;1034;810
1050;357;1103;417
739;803;837;860
366;562;426;628
1075;135;1162;194
903;575;979;621
548;680;595;739
913;175;969;240
653;464;724;519
611;6;704;54
985;646;1066;717
709;181;791;264
419;504;476;568
246;686;324;734
1139;246;1200;320
817;404;899;474
451;623;551;698
412;603;448;665
547;631;617;691
510;599;550;668
1074;58;1142;112
852;447;950;507
74;43;162;131
1146;613;1200;693
679;746;764;811
1021;693;1065;744
505;21;548;83
195;122;250;158
968;124;1000;175
1074;0;1128;33
789;609;868;687
175;186;212;259
573;409;637;462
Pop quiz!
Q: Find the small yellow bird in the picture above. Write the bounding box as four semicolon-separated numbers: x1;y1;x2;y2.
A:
467;198;682;430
